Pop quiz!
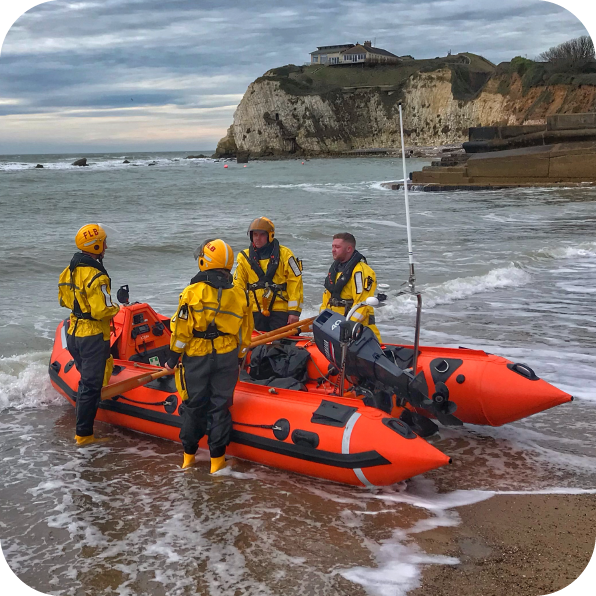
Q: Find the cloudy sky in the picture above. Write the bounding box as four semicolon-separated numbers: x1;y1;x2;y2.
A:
0;0;592;154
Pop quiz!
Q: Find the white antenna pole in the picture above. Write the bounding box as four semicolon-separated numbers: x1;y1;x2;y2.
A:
398;102;415;291
398;101;422;372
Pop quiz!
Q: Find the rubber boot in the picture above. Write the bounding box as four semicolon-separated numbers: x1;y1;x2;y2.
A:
75;434;109;446
210;455;226;474
181;453;196;469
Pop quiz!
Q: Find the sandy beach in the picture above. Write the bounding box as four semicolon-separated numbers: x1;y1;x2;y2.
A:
411;494;596;596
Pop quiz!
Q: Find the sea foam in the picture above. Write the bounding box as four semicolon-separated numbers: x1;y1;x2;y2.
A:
379;264;532;318
0;351;60;411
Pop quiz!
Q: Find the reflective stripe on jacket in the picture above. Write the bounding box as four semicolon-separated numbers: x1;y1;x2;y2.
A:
320;261;382;343
170;282;253;358
233;244;304;316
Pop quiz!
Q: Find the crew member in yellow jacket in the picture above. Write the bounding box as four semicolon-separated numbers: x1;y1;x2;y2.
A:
165;239;253;474
234;217;303;332
321;232;382;343
58;224;120;445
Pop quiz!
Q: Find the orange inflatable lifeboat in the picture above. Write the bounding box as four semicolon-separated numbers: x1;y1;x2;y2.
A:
48;302;451;487
48;300;572;485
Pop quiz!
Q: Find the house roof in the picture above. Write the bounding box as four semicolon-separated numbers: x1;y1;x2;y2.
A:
310;44;354;56
341;44;399;58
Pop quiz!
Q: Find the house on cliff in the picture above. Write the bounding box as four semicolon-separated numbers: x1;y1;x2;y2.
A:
309;41;400;65
309;44;354;65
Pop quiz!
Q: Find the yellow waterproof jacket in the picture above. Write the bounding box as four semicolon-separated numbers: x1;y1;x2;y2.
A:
321;260;382;343
58;253;120;340
234;241;303;316
170;272;253;358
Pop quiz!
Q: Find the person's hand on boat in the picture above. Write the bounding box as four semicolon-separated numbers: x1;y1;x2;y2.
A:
287;315;299;325
164;350;180;370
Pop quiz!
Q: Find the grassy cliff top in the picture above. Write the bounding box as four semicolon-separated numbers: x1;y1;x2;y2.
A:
256;52;596;101
257;53;496;101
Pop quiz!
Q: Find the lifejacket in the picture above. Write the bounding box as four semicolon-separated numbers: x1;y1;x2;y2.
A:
189;270;234;291
240;239;287;314
188;270;237;349
324;250;366;310
59;252;110;321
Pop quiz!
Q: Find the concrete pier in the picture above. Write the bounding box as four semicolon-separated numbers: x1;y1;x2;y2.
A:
400;140;596;191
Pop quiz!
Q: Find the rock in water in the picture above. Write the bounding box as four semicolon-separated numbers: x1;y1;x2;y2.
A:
72;158;88;166
34;164;44;168
236;151;250;164
123;159;130;163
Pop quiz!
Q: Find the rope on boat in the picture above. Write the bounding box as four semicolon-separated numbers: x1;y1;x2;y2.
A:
111;394;171;406
233;421;282;431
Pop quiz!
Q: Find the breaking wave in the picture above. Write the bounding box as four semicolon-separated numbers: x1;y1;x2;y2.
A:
256;180;401;194
379;265;532;318
0;352;60;411
532;242;596;261
0;156;220;172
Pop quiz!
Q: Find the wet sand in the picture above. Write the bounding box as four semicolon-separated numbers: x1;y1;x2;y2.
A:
411;494;596;596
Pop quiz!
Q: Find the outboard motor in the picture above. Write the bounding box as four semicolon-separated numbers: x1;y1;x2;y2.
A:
313;309;462;426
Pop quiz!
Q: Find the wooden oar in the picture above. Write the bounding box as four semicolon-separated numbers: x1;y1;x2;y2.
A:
249;323;313;349
252;316;316;342
101;367;174;401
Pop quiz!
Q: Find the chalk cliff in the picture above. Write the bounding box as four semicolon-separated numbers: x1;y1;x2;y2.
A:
215;54;596;157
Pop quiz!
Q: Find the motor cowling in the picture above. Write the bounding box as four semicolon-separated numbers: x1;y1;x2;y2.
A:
313;309;428;404
313;309;462;426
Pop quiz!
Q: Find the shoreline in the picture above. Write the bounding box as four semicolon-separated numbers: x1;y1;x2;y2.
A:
410;493;596;596
215;144;462;161
381;181;596;191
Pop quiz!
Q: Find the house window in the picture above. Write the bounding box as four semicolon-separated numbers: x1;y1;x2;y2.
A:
313;56;318;63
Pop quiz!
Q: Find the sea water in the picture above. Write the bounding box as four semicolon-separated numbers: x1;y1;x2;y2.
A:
1;153;595;595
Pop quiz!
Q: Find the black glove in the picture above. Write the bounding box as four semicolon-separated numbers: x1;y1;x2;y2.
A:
166;350;181;369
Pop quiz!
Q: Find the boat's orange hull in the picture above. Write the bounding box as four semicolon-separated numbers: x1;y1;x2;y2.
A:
49;316;450;487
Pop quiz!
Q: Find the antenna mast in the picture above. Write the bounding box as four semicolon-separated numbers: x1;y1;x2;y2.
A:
398;102;422;371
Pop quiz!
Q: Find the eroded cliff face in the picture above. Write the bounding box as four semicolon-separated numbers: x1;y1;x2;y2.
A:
215;69;596;157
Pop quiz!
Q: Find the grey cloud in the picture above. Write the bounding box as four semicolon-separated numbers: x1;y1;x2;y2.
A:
0;0;590;152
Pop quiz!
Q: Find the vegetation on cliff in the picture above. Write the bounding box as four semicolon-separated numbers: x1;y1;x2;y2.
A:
538;35;595;69
261;45;596;106
258;52;496;104
494;37;596;97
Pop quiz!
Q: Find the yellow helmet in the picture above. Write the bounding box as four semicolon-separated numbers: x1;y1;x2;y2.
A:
195;239;234;271
248;217;275;243
75;223;107;255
